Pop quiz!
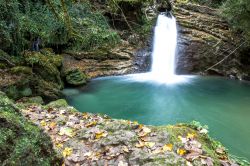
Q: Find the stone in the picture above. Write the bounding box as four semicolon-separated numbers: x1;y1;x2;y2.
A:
64;68;87;86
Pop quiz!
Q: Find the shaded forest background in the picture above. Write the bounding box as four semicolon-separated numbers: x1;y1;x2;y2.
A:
0;0;250;56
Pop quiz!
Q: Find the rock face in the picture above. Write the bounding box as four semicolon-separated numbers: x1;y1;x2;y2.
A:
173;1;246;78
63;43;136;78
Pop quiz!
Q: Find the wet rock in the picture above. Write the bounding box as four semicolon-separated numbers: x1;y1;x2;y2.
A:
64;68;87;86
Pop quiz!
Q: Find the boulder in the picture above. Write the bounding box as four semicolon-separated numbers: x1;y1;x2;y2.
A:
64;68;87;86
0;92;62;165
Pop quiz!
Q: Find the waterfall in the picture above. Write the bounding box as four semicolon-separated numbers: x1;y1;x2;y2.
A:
127;13;192;84
151;14;177;81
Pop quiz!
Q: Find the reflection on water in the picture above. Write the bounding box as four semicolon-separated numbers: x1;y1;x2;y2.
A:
64;76;250;160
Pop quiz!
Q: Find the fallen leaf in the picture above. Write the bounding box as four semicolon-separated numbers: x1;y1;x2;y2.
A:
82;113;89;119
56;143;63;148
59;127;75;137
145;142;155;148
135;141;145;148
186;161;193;166
122;146;129;153
178;136;188;144
85;121;97;128
152;148;163;154
63;147;73;157
163;144;173;151
177;148;186;156
95;131;108;139
138;127;151;137
49;122;57;130
40;120;47;127
187;133;196;139
47;107;53;113
185;152;200;161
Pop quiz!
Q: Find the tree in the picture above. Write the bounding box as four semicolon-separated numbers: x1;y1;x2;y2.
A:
221;0;250;43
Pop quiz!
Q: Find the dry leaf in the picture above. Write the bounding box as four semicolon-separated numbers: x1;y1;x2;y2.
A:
177;148;186;156
40;120;46;126
59;127;75;137
187;133;196;139
122;146;129;153
63;147;73;157
56;143;63;148
178;136;188;144
139;127;151;137
85;121;97;128
145;142;155;148
49;122;57;130
163;144;173;151
135;141;145;148
95;131;108;139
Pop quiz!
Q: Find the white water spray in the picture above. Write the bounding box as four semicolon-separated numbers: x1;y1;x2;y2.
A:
126;13;193;84
151;14;177;81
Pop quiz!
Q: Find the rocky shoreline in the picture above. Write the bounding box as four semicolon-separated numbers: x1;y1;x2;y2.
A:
1;91;248;165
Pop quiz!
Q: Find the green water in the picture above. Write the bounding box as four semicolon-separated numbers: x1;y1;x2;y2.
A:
64;75;250;160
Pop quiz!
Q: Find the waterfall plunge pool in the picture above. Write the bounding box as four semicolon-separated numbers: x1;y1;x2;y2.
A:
63;75;250;160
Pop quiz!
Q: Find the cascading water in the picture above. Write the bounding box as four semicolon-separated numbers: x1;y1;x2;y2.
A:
151;14;177;80
127;13;191;83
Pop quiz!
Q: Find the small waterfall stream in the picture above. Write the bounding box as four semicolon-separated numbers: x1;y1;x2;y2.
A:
151;14;177;80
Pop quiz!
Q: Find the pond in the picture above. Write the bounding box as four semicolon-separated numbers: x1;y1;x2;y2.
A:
64;75;250;160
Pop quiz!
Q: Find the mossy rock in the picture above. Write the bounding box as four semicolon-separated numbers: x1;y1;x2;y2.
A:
10;66;33;75
17;96;44;105
46;99;68;108
33;78;63;101
0;92;62;165
0;63;7;69
64;68;87;86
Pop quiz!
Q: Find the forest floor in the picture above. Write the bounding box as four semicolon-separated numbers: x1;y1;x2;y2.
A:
18;99;240;166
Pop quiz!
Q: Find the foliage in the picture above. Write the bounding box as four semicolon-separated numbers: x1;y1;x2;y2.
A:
0;0;120;55
221;0;250;43
188;0;225;7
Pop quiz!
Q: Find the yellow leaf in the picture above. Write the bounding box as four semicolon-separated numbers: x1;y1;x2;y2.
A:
145;142;155;148
187;133;196;139
63;147;73;157
139;127;151;137
177;148;186;156
163;144;173;151
122;146;129;153
152;149;163;154
40;120;46;127
49;122;57;130
142;127;151;133
56;143;63;148
133;121;139;125
82;113;89;119
95;131;108;139
59;127;75;137
135;141;145;148
85;121;97;128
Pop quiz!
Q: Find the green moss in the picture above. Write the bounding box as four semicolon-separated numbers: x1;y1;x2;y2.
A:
64;68;87;86
46;99;69;108
0;92;62;165
10;66;33;75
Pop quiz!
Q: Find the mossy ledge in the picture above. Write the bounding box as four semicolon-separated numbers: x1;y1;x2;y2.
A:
0;93;246;165
0;92;62;165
